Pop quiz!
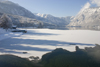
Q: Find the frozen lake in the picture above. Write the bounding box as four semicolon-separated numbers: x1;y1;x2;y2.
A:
0;29;100;58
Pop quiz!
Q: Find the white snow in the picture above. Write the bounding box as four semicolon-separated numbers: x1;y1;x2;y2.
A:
0;29;100;58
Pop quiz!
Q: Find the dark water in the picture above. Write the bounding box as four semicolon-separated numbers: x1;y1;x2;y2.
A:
19;26;100;31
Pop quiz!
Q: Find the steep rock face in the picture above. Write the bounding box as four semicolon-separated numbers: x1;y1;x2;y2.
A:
68;7;100;27
0;0;35;18
34;13;72;26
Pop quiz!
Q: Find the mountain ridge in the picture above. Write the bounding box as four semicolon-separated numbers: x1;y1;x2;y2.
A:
34;13;72;26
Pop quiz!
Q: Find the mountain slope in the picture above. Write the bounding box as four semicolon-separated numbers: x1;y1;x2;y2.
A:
0;0;58;28
0;0;35;18
0;0;56;28
0;0;73;28
59;16;74;24
34;13;72;26
0;12;56;28
68;7;100;27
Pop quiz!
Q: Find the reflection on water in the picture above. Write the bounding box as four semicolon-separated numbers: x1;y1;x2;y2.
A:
67;26;100;31
51;26;100;31
19;26;100;31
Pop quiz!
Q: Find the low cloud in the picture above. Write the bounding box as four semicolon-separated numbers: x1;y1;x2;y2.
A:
90;0;100;6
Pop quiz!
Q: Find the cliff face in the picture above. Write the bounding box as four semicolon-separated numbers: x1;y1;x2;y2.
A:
68;7;100;27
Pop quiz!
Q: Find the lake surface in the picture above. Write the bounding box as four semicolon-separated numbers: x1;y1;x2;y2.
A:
0;28;100;58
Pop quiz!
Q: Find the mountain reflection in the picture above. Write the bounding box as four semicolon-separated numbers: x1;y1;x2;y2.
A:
51;26;100;31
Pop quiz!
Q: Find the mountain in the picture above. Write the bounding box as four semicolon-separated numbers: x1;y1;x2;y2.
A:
68;7;100;27
59;16;74;24
0;0;74;28
9;14;56;28
0;12;57;28
0;0;35;18
34;13;72;26
0;0;57;28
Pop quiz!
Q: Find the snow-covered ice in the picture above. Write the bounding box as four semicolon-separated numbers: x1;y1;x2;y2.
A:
0;28;23;41
0;29;100;58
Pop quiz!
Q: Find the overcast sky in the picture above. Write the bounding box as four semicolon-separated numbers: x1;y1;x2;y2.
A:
8;0;100;17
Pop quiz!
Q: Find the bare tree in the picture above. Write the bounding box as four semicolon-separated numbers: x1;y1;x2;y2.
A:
0;14;12;30
0;20;2;28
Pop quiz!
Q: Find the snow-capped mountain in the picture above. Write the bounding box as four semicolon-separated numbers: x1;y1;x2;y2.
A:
0;0;35;18
0;0;44;28
0;0;57;28
0;0;74;28
34;13;72;26
35;13;54;18
68;7;100;27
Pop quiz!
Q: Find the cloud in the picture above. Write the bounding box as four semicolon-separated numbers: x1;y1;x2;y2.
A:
90;0;100;6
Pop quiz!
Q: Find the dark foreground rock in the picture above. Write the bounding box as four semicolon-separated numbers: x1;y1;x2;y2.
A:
0;54;42;67
41;44;100;67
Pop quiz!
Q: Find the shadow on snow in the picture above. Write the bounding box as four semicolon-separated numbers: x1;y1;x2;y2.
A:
0;37;94;54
